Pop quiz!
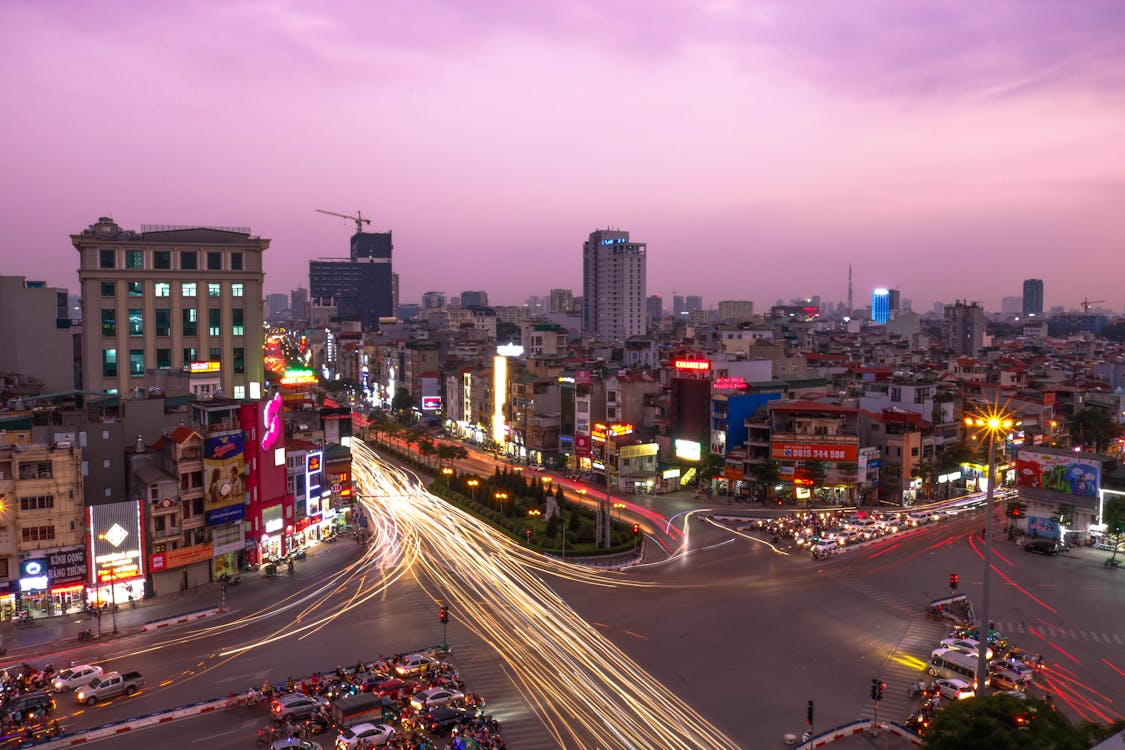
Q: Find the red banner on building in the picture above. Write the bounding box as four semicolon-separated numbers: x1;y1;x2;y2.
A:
575;435;591;457
770;442;858;462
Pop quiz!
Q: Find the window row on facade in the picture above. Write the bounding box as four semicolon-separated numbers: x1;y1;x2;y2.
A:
102;347;246;376
99;281;244;298
98;248;244;272
100;307;245;337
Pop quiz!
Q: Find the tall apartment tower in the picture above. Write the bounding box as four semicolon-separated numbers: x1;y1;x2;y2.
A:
421;291;446;309
945;300;986;356
0;276;77;393
872;288;891;324
73;217;267;399
1022;278;1044;316
582;229;646;340
309;230;394;330
460;290;489;308
549;288;573;314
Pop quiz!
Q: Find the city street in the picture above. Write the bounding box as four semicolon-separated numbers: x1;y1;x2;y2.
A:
7;450;1121;749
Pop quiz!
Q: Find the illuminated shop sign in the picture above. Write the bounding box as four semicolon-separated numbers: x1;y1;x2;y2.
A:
88;500;145;584
592;423;634;442
305;450;324;499
261;392;283;450
280;368;317;386
713;377;747;390
674;359;711;371
600;238;627;245
422;396;442;411
186;360;221;373
675;439;702;461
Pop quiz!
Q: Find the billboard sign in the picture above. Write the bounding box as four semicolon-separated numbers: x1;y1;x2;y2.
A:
618;444;659;459
422;396;442;411
261;392;283;451
204;433;246;520
47;545;88;586
1016;450;1100;498
770;442;859;462
150;542;214;572
1027;516;1061;539
88;500;145;585
675;439;702;461
305;450;324;499
674;359;711;371
575;434;591;458
205;504;246;526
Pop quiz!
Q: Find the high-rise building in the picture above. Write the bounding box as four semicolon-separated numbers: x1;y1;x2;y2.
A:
872;288;891;324
673;295;686;318
290;287;308;325
549;288;573;314
1023;278;1044;316
73;217;267;399
460;290;489;308
945;300;986;356
1001;296;1023;315
309;230;394;330
0;276;77;393
717;300;754;324
887;289;901;312
265;293;288;320
685;295;703;313
582;229;646;340
645;294;663;325
421;291;446;309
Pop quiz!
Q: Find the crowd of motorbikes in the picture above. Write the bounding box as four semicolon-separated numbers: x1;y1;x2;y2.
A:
0;664;65;746
247;658;503;749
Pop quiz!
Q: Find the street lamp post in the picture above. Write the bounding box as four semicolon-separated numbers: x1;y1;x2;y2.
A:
964;410;1013;692
528;508;541;536
494;492;508;514
466;479;479;503
97;533;120;635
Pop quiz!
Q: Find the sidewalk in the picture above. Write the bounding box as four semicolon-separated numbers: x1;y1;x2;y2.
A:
0;537;363;660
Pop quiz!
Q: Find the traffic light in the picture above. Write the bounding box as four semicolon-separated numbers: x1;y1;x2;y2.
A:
949;572;959;591
525;529;532;541
632;522;640;535
439;606;449;624
1012;507;1020;517
871;679;879;700
806;700;814;725
878;682;886;701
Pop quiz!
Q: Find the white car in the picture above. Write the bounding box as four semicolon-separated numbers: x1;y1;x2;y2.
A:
393;654;437;677
409;686;465;711
935;678;975;700
51;664;104;692
940;637;994;661
334;722;394;749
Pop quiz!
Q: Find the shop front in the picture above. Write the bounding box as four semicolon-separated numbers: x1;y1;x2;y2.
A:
212;537;243;580
87;500;147;608
149;543;214;596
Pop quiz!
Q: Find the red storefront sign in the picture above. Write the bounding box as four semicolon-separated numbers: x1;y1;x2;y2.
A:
575;435;591;457
770;442;858;462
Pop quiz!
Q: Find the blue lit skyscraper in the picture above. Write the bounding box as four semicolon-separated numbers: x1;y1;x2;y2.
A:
872;288;890;324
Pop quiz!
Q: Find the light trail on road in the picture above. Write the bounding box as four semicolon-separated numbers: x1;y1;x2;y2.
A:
352;441;740;750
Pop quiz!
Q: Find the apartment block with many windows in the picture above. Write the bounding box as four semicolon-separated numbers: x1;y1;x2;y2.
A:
73;217;268;399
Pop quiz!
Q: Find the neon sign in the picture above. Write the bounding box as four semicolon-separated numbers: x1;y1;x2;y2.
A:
600;238;627;245
261;392;282;451
674;359;711;371
713;377;747;390
280;368;317;386
187;360;221;373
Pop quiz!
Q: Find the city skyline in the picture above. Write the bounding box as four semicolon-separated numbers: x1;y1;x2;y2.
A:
3;2;1124;312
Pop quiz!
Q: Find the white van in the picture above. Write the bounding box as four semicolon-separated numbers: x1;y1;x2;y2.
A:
929;647;986;685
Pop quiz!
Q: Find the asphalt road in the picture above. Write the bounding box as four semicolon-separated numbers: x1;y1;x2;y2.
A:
10;450;1120;749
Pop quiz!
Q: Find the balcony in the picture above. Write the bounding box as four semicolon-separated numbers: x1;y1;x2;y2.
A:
152;525;181;539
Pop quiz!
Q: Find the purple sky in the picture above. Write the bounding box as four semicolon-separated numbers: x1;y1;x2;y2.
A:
3;1;1124;314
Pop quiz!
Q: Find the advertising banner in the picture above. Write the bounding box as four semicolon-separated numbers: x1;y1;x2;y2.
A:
205;504;246;526
1016;450;1100;498
770;442;859;462
150;542;214;572
204;433;246;520
575;434;591;458
46;545;88;586
88;500;145;585
1027;516;1061;539
618;444;659;459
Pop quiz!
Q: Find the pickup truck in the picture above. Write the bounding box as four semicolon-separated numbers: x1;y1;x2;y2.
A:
74;671;144;705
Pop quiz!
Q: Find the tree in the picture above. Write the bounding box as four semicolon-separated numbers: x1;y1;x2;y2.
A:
804;460;829;493
391;387;415;417
1103;495;1125;564
1069;407;1124;453
753;460;781;503
923;694;1086;750
436;444;458;466
417;438;436;466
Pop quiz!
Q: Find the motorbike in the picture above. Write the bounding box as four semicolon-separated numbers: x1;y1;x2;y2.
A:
255;726;282;747
77;629;95;642
294;548;307;560
219;573;242;585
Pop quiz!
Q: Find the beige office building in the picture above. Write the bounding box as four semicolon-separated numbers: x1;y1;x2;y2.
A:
73;218;268;399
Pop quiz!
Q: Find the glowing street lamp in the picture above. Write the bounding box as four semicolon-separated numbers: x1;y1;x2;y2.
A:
528;508;542;535
466;478;480;503
963;407;1014;691
494;492;508;513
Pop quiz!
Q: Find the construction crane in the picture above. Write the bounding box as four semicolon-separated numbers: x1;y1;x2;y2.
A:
315;209;371;234
1081;297;1105;315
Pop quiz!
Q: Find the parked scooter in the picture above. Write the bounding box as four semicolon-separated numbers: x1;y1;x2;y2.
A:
219;573;242;585
76;629;95;642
